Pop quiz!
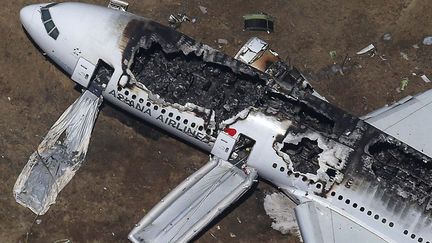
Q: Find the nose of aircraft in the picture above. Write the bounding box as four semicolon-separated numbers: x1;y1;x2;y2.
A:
20;4;38;31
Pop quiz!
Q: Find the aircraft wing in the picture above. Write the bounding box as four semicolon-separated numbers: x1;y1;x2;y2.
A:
295;201;388;243
362;89;432;158
128;157;257;243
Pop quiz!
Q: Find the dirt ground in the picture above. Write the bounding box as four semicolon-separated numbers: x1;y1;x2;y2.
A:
1;0;432;242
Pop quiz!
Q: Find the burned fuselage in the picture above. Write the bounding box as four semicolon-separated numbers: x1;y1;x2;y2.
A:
108;15;432;241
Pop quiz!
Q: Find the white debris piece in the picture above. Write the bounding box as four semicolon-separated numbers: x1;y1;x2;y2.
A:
356;44;375;55
423;36;432;45
198;6;207;14
421;74;431;83
13;90;102;215
383;33;391;41
217;38;228;45
263;193;303;241
400;52;409;60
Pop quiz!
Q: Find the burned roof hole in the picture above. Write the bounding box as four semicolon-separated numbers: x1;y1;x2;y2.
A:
280;138;322;175
129;44;267;123
272;163;277;168
298;103;335;133
270;92;335;133
368;140;432;199
326;168;337;178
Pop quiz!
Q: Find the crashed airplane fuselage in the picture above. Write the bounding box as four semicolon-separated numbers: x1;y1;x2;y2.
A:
18;2;432;243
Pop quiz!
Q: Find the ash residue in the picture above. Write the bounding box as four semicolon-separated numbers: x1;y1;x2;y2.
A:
130;45;266;123
280;137;322;174
367;139;432;202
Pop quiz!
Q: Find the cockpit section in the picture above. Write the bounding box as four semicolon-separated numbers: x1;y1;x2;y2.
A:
40;3;59;40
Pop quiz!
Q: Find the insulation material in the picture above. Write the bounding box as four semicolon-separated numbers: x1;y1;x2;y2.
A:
13;90;101;215
263;192;302;241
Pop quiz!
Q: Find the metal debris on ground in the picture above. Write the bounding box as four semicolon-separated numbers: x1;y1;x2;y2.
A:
13;90;102;215
198;5;207;14
243;13;274;33
229;232;237;238
400;78;409;91
423;36;432;45
329;50;337;60
107;0;129;11
53;239;72;243
413;44;420;49
217;38;228;45
383;33;392;41
168;13;195;29
400;51;409;60
421;74;431;83
356;44;376;55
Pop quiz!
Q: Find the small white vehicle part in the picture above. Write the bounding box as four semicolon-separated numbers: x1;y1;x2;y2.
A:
108;0;129;11
234;37;279;72
71;57;96;88
129;157;258;243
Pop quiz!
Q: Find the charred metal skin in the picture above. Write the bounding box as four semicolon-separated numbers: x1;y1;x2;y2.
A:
20;2;432;242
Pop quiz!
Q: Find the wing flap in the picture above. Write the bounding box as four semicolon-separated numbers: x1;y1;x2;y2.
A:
128;157;258;243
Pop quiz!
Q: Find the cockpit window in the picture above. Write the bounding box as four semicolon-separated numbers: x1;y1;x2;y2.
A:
41;9;50;21
49;28;59;39
44;20;55;32
40;4;59;40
